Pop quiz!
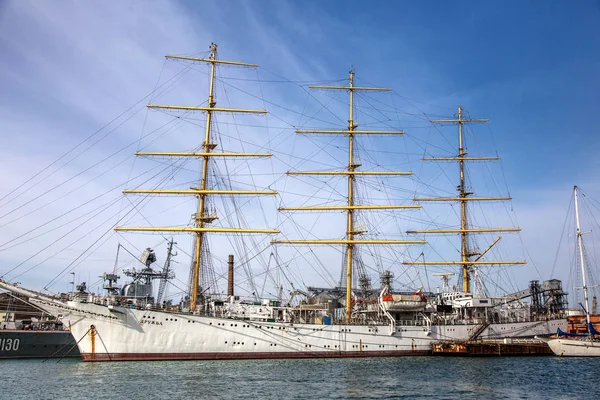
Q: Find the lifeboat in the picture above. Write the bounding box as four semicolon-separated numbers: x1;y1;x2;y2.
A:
381;293;427;311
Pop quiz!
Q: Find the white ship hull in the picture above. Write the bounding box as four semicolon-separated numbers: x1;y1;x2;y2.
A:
30;298;566;361
547;338;600;357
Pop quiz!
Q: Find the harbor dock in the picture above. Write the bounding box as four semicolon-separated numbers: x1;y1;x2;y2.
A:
432;339;553;356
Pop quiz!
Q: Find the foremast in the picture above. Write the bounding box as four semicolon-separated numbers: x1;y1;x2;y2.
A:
115;43;279;311
404;107;525;293
273;70;425;320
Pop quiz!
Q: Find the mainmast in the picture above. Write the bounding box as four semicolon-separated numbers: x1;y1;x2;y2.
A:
404;106;525;293
115;43;279;311
273;70;425;320
574;185;591;328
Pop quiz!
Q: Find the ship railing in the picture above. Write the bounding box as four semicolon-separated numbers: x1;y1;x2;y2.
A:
470;338;549;344
420;312;432;334
431;319;483;326
436;314;558;326
396;320;425;326
378;286;396;335
331;317;389;326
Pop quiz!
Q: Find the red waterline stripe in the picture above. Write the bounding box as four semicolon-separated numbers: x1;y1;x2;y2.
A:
82;350;431;362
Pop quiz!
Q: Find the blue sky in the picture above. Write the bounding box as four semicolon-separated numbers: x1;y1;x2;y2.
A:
0;0;598;300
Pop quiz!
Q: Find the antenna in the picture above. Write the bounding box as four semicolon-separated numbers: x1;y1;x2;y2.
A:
69;272;75;294
432;272;455;292
157;239;177;305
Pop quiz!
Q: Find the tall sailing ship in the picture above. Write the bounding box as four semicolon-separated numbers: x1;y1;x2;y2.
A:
0;44;567;361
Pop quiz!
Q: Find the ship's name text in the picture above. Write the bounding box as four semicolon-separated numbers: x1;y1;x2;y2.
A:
140;320;163;326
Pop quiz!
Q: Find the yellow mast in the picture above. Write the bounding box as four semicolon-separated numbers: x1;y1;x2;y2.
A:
273;70;424;321
346;71;356;322
404;106;525;293
115;43;279;311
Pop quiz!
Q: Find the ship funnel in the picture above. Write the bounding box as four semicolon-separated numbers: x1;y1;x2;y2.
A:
227;254;234;297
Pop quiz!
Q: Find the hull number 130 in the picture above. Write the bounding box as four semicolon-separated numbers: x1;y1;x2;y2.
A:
0;338;20;351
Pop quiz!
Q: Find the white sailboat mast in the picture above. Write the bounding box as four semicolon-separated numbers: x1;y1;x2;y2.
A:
574;185;591;328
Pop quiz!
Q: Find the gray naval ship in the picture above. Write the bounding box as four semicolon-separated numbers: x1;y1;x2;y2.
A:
1;244;175;359
1;291;80;359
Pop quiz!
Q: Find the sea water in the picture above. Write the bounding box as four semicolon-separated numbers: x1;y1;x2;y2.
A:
0;356;597;399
